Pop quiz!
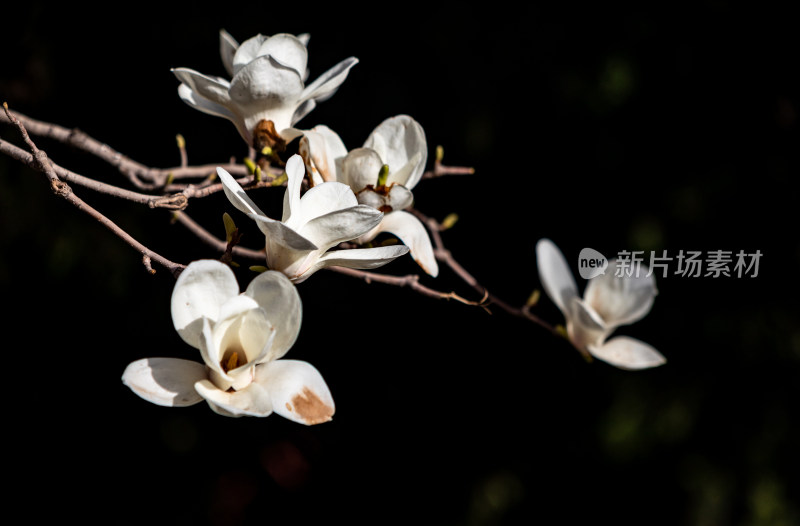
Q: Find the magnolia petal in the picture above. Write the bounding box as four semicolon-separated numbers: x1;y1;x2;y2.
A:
198;316;229;387
256;360;334;425
171;260;239;349
304;125;348;183
282;154;306;224
122;358;206;407
310;245;409;273
232;34;268;75
385;184;414;211
229;55;304;107
251;214;318;252
172;68;232;108
291;99;317;128
364;115;427;189
566;298;610;352
300;57;359;104
536;238;579;319
257;33;308;77
375;211;438;277
245;270;302;363
294;182;361;232
219;29;239;78
195;379;273;417
300;205;383;250
584;259;658;329
217;167;268;218
340;147;383;191
587;336;667;370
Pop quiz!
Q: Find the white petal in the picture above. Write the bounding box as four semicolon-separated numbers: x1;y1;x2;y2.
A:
364;115;427;189
303;125;347;183
307;245;409;275
584;258;658;329
229;55;304;106
299;57;359;104
217;167;268;218
122;358;206;407
294;181;359;228
219;29;239;78
257;33;308;77
340;147;384;191
245;270;302;362
373;211;438;277
232;34;267;74
535;239;579;319
587;336;666;370
299;205;383;250
385;184;414;211
566;297;610;352
172;68;232;107
195;379;273;417
256;360;334;425
171;259;239;349
251;214;318;252
281;154;306;224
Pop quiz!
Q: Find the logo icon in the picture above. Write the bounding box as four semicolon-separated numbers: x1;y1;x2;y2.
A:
578;248;608;279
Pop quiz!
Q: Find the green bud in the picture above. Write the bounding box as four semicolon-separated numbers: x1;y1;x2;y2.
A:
243;157;256;175
222;212;237;243
249;265;268;273
271;173;288;186
377;164;390;187
441;213;459;230
261;146;273;156
526;289;541;307
164;172;175;186
255;164;262;182
175;134;186;149
436;145;444;163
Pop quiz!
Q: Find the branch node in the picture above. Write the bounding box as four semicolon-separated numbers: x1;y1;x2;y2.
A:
150;193;189;210
50;179;71;196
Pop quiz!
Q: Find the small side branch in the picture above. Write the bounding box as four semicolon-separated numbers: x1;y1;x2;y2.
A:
2;103;185;276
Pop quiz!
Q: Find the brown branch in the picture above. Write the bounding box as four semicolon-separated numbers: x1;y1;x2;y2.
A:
2;103;185;276
408;207;563;338
421;145;475;180
0;108;250;189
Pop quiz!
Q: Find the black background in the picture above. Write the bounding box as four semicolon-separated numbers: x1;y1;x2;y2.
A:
2;3;799;525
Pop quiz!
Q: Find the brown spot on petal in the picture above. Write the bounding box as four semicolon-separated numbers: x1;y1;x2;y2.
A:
291;387;334;425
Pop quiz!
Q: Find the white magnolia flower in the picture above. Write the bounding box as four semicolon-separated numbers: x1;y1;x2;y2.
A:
172;30;358;147
122;259;334;422
297;115;438;276
535;238;666;370
218;154;408;283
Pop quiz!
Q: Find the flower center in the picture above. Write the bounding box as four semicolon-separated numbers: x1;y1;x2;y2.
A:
221;347;246;373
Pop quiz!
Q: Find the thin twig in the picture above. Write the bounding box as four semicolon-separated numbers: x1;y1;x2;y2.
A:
2;103;185;276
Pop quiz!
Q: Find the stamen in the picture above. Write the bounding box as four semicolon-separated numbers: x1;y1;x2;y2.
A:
224;352;240;373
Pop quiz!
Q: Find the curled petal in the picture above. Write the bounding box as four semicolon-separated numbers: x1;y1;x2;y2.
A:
309;245;409;273
299;57;359;105
282;154;306;224
122;358;206;407
299;205;383;251
587;336;666;370
256;33;308;77
195;379;273;417
217;167;268;218
294;181;360;228
229;55;304;107
172;68;232;108
219;29;239;78
245;270;302;363
341;148;383;191
385;184;414;211
232;34;268;74
303;125;347;183
364;115;427;189
256;360;335;425
373;211;438;277
535;239;579;319
584;259;658;329
171;259;239;349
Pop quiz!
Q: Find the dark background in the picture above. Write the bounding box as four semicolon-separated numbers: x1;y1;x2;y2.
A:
1;3;799;525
